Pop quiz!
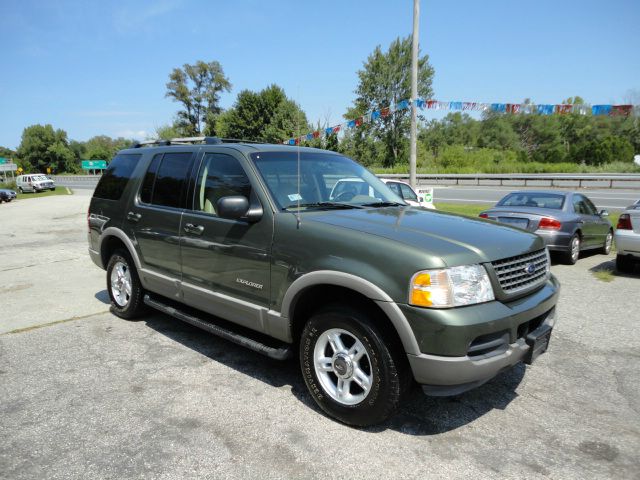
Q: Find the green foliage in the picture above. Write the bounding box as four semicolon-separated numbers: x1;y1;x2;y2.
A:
216;84;309;143
155;123;191;140
165;60;232;135
16;124;77;174
350;36;434;167
0;146;15;159
84;136;133;163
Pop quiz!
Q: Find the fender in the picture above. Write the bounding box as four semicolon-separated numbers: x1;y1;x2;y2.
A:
281;270;421;355
99;227;143;272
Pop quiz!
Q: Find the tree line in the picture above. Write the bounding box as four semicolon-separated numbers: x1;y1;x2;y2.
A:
3;36;638;174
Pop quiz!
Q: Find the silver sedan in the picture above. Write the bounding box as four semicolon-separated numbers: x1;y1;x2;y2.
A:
479;190;613;265
615;202;640;273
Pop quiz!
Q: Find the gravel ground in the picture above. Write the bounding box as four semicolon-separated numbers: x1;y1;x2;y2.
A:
1;191;639;480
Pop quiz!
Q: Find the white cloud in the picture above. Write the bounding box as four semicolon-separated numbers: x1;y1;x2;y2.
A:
115;129;150;140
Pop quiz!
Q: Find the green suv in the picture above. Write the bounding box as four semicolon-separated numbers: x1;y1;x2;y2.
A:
88;138;559;426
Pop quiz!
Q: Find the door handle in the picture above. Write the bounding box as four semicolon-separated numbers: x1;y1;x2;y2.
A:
127;211;142;222
184;223;204;235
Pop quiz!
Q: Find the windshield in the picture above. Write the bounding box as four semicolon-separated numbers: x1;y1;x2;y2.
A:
497;192;565;209
251;151;404;210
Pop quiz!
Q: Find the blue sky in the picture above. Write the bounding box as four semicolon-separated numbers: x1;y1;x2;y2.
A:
1;0;639;149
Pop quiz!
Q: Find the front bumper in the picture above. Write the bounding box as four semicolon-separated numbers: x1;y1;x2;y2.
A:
402;275;559;394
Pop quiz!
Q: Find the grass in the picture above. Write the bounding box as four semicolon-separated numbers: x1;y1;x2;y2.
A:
591;267;616;283
434;202;492;217
15;187;73;200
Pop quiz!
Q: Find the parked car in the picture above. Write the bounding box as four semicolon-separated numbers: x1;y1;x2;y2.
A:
16;174;55;193
479;190;612;265
615;202;640;273
89;138;559;426
0;188;17;202
381;179;435;209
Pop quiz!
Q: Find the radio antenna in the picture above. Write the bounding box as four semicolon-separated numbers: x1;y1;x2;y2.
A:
296;87;302;229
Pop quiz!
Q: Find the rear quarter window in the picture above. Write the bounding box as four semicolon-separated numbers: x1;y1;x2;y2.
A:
93;154;141;200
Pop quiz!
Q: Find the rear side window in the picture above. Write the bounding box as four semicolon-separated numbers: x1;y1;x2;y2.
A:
93;154;141;200
139;152;193;208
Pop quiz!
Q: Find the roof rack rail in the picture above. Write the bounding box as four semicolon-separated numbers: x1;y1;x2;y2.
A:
133;136;223;148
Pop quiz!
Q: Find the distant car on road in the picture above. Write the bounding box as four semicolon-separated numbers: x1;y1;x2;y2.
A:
0;188;17;202
479;191;613;265
615;203;640;273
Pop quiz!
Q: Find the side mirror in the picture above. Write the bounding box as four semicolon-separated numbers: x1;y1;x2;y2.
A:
599;209;609;217
216;196;262;223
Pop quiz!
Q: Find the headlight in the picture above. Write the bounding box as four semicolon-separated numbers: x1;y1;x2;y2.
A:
409;264;495;308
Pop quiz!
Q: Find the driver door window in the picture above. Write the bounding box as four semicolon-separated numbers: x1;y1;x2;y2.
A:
194;153;252;215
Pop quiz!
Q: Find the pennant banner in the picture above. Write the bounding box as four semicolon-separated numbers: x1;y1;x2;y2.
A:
285;98;639;145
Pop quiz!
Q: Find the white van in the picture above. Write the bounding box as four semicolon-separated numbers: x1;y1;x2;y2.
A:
16;174;56;193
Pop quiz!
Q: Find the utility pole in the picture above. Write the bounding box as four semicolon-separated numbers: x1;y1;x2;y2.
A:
409;0;420;189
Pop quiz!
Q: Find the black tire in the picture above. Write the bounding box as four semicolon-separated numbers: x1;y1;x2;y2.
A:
106;249;147;319
561;234;580;265
18;187;23;193
300;305;407;427
599;230;613;255
616;254;634;274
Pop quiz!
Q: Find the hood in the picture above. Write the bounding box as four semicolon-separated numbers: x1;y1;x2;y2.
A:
308;207;544;265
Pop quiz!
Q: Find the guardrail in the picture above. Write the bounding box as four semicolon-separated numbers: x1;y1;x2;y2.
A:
381;173;640;189
51;173;640;189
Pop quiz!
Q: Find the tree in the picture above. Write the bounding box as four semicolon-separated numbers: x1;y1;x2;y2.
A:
0;146;15;159
83;136;133;161
350;36;434;167
155;123;190;140
16;124;77;173
165;60;231;135
216;85;309;143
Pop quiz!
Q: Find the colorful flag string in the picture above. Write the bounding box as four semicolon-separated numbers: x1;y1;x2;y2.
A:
285;98;640;145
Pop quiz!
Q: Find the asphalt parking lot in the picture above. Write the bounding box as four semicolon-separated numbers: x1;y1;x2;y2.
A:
1;191;639;480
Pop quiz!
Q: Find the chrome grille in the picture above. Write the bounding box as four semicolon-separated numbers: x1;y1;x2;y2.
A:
492;249;549;294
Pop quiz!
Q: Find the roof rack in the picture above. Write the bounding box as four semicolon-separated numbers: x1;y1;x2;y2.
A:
133;137;268;148
134;137;222;148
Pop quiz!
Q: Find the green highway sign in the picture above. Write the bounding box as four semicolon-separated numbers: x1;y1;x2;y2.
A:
81;160;107;170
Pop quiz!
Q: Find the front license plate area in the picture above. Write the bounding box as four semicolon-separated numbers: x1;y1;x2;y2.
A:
524;325;552;365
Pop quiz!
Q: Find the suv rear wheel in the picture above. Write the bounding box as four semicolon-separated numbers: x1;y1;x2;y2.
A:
106;249;146;319
300;305;405;426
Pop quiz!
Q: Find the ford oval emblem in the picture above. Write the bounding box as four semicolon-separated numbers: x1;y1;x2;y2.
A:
524;263;536;275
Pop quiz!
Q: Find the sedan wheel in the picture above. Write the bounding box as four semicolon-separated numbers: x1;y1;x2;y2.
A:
600;231;613;255
561;234;581;265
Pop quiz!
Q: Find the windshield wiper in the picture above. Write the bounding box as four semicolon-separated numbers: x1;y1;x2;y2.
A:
282;202;365;211
360;201;405;208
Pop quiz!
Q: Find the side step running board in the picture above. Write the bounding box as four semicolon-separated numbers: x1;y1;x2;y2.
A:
143;294;292;361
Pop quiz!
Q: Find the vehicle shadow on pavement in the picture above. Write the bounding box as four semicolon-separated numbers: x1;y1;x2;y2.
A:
94;289;110;304
143;311;525;436
590;259;639;277
375;365;525;435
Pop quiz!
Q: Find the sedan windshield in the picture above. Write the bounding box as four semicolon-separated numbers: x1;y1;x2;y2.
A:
497;193;565;209
251;151;404;210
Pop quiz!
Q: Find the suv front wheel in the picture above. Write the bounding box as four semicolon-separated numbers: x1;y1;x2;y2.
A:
106;249;147;319
300;305;405;426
